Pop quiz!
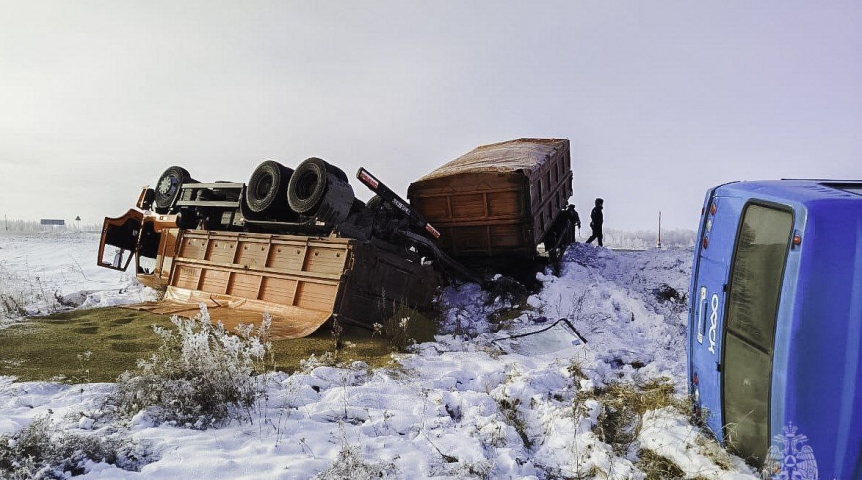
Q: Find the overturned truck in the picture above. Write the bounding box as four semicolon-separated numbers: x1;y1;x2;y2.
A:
98;138;573;338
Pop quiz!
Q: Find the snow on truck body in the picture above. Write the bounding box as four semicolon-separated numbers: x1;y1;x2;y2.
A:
687;179;862;478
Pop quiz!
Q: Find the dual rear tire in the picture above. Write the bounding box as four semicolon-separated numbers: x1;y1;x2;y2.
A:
245;160;294;218
287;157;355;225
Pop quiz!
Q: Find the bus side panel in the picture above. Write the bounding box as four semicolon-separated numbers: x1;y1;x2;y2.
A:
775;202;862;479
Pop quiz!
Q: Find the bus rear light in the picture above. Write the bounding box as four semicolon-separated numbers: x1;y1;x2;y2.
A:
710;203;717;215
793;234;802;246
702;236;709;249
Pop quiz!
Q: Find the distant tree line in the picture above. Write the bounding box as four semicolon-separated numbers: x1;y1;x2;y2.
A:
599;229;696;249
0;219;101;233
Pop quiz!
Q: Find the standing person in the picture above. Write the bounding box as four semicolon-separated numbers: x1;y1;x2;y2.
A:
585;198;604;246
566;204;581;242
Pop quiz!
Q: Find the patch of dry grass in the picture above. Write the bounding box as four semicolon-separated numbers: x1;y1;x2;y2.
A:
636;448;686;480
577;378;688;454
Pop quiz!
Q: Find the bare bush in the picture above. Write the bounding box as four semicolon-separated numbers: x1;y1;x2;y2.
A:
372;303;419;351
109;306;272;429
314;445;395;480
384;313;411;351
576;378;688;455
0;261;64;319
0;263;30;319
0;415;155;479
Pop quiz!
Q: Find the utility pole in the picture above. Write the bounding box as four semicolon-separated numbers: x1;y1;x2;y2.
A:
657;211;662;248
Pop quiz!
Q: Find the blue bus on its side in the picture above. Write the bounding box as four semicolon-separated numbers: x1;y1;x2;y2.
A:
688;180;862;479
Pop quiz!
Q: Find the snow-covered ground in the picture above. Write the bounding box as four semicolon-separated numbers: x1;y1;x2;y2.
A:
0;232;157;325
0;232;758;479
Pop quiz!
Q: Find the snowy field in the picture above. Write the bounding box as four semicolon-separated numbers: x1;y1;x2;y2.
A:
0;232;758;479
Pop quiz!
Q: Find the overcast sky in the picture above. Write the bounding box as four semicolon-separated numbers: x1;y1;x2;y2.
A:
1;1;860;231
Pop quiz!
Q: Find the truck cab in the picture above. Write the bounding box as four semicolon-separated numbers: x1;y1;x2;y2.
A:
98;206;179;289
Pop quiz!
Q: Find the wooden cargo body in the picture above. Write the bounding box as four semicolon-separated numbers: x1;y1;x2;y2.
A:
134;228;439;339
407;138;573;258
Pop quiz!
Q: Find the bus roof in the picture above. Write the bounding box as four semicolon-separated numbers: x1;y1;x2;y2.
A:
715;179;862;204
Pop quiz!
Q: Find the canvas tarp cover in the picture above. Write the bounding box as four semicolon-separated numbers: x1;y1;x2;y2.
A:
414;138;569;182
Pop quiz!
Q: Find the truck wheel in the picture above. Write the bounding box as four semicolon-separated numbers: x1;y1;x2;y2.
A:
246;160;292;214
287;157;329;214
288;157;355;224
154;166;194;212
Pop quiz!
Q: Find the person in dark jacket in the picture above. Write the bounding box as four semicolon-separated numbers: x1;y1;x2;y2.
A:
585;198;604;246
566;204;581;241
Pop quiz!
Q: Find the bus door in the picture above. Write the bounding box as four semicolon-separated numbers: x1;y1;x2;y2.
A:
721;203;793;463
689;192;744;439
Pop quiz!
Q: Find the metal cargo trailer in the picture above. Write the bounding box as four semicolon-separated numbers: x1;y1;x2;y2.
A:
407;138;573;258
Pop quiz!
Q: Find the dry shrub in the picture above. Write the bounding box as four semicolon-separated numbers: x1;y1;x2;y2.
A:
109;306;271;429
578;378;687;454
384;315;411;351
0;263;29;318
567;360;588;381
636;448;686;480
496;397;532;450
314;445;395;480
0;415;154;479
375;304;435;352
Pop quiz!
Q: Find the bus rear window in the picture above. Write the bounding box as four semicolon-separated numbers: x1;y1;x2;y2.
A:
725;204;793;351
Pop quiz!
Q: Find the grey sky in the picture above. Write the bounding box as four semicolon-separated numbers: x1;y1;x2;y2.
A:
1;1;860;230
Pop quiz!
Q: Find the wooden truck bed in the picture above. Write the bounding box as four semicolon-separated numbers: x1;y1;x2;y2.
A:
407;138;573;258
132;229;439;339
